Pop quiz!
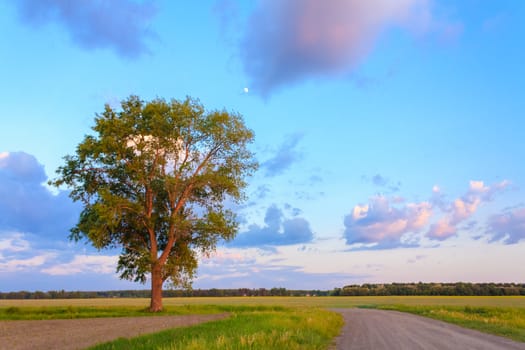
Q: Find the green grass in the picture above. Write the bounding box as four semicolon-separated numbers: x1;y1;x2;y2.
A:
87;307;343;350
375;304;525;342
3;295;525;309
0;304;229;320
2;296;525;348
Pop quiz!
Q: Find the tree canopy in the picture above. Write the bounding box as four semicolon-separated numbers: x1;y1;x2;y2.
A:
51;95;257;311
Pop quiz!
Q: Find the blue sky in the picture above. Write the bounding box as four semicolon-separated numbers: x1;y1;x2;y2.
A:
1;0;524;292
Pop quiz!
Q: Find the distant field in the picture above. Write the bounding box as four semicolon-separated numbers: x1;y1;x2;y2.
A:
1;295;525;308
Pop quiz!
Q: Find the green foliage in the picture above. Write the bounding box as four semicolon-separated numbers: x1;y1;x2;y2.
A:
376;304;525;342
87;307;343;350
50;96;257;294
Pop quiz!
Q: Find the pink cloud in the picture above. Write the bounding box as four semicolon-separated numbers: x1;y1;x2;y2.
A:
427;218;456;240
451;197;481;224
427;180;511;241
234;0;463;96
238;0;456;96
344;196;431;248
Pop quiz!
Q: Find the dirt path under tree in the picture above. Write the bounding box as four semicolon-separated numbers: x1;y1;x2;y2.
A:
0;313;228;350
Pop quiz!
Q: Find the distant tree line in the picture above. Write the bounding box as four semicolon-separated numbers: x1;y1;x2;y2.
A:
0;288;329;299
332;282;525;296
1;283;524;299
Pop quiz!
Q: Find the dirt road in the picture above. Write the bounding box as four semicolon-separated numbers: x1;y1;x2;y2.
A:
332;308;525;350
0;313;228;350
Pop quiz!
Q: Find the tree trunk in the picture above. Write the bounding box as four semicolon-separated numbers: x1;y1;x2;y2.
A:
150;264;163;312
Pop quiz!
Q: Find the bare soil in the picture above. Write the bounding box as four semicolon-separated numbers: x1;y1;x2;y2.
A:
332;308;525;350
0;313;228;350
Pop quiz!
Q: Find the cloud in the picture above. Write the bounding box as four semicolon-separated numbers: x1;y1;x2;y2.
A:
13;0;157;58
197;247;363;289
238;0;437;96
41;254;118;275
426;180;510;241
0;232;30;253
486;207;525;244
372;174;389;187
0;232;56;272
230;205;314;247
344;196;431;249
363;173;401;192
0;254;55;273
261;133;303;177
0;152;80;243
426;218;456;241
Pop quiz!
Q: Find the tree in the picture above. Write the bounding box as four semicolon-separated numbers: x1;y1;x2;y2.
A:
51;95;257;311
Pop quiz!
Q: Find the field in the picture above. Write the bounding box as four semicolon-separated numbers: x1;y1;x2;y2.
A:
2;296;525;349
2;295;525;309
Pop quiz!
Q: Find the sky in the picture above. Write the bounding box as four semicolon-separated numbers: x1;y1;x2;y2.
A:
1;0;524;292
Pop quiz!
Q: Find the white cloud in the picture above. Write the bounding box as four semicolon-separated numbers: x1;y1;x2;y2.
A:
469;180;488;193
0;253;55;273
41;254;118;276
0;232;30;252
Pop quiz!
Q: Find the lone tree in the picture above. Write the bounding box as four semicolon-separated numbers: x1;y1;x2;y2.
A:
52;96;257;311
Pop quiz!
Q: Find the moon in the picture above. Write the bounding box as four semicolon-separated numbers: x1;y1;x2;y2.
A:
243;87;249;93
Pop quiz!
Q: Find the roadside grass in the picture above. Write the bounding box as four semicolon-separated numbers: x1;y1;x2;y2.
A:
375;304;525;342
87;307;343;350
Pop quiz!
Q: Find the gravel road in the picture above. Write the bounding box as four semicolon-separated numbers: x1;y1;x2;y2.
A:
0;313;228;350
332;308;525;350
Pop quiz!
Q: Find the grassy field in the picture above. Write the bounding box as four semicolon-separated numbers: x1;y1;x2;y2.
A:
87;306;343;350
2;296;525;348
2;295;525;309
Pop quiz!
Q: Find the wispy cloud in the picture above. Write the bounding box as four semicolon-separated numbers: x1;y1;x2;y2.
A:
0;254;55;273
427;180;510;240
41;254;118;275
237;0;444;96
362;173;402;192
197;247;362;289
0;232;56;272
261;133;303;177
0;232;30;253
230;204;314;247
486;207;525;244
13;0;157;58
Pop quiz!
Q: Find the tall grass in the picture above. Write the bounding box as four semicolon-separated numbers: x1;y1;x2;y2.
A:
88;307;343;350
